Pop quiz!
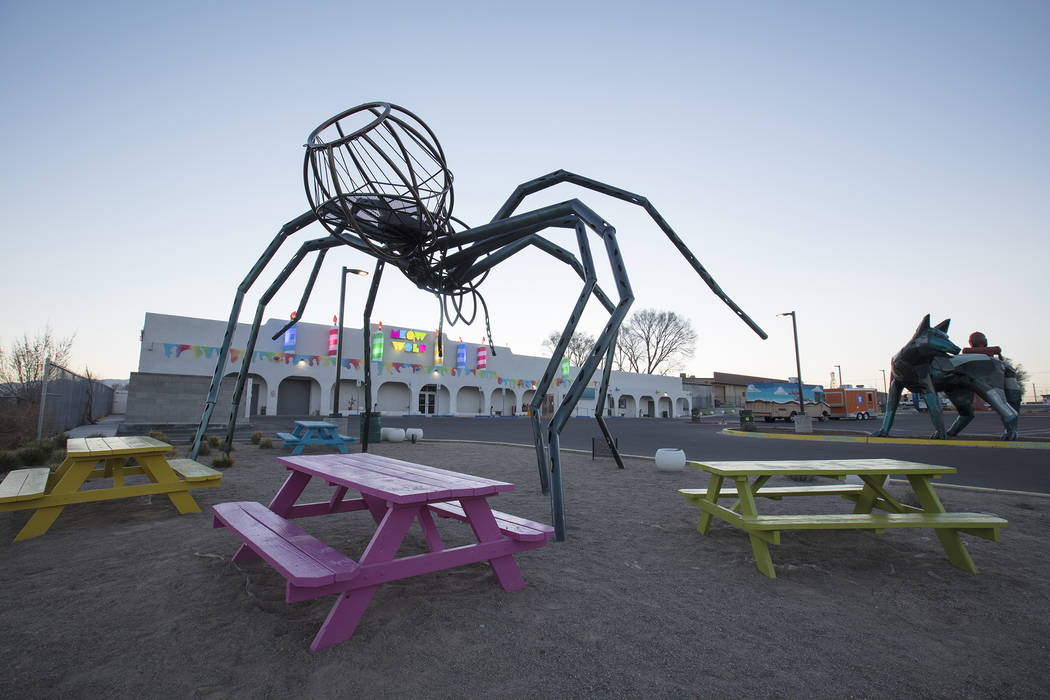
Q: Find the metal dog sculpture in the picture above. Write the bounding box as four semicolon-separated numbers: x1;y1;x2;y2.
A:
872;315;1021;440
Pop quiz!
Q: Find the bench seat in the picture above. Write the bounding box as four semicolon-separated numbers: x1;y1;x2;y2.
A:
742;512;1008;532
336;434;358;443
212;501;359;586
168;458;223;482
276;432;301;444
0;467;50;503
679;484;866;500
427;502;554;542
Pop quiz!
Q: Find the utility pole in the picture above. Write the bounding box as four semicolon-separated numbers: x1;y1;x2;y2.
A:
777;312;807;426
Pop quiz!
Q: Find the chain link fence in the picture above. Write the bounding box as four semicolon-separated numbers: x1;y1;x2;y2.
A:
36;360;114;437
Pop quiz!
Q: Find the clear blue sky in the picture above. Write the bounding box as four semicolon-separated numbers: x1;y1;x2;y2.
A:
2;1;1047;396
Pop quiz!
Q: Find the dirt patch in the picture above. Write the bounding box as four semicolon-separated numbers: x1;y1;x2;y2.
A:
2;442;1046;697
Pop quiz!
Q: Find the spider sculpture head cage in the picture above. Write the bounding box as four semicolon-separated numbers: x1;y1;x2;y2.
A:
304;102;456;290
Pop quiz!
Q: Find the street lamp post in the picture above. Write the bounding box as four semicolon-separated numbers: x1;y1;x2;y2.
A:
332;267;369;416
777;312;807;426
835;364;843;389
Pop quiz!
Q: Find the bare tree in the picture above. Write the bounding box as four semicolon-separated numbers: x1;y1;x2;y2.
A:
612;309;697;375
0;327;75;402
541;330;596;367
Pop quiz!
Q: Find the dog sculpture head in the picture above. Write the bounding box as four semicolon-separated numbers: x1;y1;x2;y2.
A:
910;314;961;358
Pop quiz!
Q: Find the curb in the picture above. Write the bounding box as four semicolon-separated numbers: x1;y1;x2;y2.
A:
721;428;1050;449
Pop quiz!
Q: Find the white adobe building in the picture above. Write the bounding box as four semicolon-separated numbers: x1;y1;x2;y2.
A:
127;312;692;422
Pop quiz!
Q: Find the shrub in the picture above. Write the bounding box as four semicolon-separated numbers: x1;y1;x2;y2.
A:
196;441;212;456
0;451;22;470
212;454;234;469
258;438;273;449
207;435;223;449
51;433;69;449
250;431;263;445
17;440;54;466
146;430;172;445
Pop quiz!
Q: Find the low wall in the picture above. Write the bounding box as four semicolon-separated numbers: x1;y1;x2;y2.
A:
126;372;241;424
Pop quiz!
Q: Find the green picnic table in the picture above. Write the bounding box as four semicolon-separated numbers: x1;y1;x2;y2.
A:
679;458;1007;578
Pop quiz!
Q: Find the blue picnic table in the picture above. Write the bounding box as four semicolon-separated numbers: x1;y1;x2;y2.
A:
276;421;356;455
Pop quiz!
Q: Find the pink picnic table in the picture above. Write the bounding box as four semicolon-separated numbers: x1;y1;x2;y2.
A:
212;453;554;651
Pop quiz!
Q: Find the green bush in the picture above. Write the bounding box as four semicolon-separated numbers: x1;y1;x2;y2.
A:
0;451;22;470
16;440;54;466
212;454;234;469
258;438;273;449
207;435;223;449
147;430;172;445
250;431;263;445
51;433;69;449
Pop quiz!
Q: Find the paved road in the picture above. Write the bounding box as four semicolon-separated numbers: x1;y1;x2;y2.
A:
371;412;1050;495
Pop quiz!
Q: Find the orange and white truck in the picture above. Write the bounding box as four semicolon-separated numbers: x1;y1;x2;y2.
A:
824;386;879;420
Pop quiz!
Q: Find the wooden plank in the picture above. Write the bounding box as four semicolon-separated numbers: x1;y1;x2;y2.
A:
276;432;300;442
279;454;512;504
427;502;555;542
688;458;956;478
742;512;1008;531
0;468;50;502
168;458;223;482
679;484;866;499
213;501;358;586
65;437;89;454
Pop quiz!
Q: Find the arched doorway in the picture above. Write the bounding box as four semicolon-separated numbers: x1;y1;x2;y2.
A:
277;377;319;415
376;381;411;414
640;395;655;417
675;397;689;417
490;388;517;416
417;383;451;414
331;379;364;414
456;386;483;415
658;395;672;418
618;395;636;417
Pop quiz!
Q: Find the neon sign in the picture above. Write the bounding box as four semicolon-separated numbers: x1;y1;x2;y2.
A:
390;328;427;354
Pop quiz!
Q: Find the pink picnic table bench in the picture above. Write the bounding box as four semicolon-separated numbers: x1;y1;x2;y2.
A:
212;453;554;651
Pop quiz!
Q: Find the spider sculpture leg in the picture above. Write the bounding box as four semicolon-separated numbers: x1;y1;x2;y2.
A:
527;214;633;540
217;238;338;453
190;211;319;459
442;200;634;540
359;259;385;452
190;215;369;459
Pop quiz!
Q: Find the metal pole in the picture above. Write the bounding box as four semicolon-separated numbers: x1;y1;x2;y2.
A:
881;369;887;394
332;267;347;415
835;364;843;388
789;313;805;417
36;358;51;440
333;267;368;416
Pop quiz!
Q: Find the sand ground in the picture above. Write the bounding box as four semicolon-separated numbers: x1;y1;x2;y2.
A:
2;440;1047;698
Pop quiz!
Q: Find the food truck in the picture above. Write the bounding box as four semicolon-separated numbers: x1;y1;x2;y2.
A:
745;382;829;422
824;386;879;420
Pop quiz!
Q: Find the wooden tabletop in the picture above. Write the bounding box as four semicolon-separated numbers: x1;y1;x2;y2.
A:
278;453;514;505
294;421;339;429
66;436;172;457
688;458;957;478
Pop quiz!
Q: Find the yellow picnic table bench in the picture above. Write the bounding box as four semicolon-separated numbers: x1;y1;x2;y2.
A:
0;436;222;541
679;458;1007;578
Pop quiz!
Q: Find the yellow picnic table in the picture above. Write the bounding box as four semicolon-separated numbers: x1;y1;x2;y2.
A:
0;436;222;541
679;458;1007;578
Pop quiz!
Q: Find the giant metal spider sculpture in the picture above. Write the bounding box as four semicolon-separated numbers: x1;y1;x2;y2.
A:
190;102;767;540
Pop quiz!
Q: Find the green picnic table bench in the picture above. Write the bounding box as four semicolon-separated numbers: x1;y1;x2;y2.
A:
679;458;1007;578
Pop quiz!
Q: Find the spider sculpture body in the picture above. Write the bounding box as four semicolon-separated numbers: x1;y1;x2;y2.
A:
190;102;767;540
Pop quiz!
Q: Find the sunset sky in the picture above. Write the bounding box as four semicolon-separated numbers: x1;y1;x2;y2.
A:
2;1;1047;396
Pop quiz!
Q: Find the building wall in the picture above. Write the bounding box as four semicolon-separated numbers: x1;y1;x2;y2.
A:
131;312;693;421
